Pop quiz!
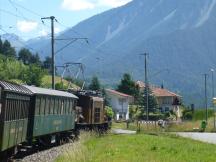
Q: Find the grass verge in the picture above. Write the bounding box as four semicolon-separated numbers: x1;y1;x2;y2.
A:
56;131;216;162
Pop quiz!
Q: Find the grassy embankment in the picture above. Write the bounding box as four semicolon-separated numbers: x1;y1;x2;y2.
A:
9;75;80;89
41;75;79;89
56;131;216;162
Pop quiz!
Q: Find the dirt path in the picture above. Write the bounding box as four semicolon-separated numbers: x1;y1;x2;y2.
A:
177;132;216;144
112;129;136;135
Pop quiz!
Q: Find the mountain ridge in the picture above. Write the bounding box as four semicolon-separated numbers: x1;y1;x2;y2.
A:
7;0;216;106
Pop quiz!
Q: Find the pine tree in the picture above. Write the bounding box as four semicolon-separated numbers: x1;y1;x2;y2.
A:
2;40;16;58
117;73;139;101
30;53;41;65
0;38;3;54
89;76;101;91
138;86;158;116
18;48;32;65
42;56;52;73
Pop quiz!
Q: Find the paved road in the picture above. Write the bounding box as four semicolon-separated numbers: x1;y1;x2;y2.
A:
177;132;216;144
112;129;136;135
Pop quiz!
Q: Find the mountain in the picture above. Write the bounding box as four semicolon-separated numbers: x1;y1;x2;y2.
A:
0;33;25;51
27;0;216;107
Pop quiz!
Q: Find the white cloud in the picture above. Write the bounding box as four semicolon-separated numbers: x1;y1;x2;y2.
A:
61;0;132;11
55;27;61;34
17;20;38;33
38;29;48;37
62;0;95;11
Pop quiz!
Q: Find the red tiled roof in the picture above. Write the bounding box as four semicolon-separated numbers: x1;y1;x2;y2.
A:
105;89;133;98
136;81;180;97
152;88;179;97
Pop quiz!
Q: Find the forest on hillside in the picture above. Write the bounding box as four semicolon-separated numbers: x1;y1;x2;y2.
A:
0;38;51;86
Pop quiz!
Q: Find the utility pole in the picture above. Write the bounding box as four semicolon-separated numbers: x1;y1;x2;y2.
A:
211;69;215;128
41;16;56;89
204;73;208;122
140;53;149;121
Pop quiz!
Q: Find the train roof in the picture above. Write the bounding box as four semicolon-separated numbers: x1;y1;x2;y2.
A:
75;90;103;97
23;85;78;99
0;80;32;95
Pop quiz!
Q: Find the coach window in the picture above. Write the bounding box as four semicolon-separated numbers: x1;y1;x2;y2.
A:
65;99;69;114
68;100;71;114
40;98;45;115
50;98;54;114
61;100;64;115
36;97;41;115
64;99;67;114
57;99;61;114
45;97;50;115
54;98;58;114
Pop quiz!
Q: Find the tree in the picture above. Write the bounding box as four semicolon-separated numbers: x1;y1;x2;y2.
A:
138;86;158;117
129;105;142;120
117;73;139;101
18;48;32;65
2;40;16;58
24;64;46;86
30;53;41;65
0;54;27;81
89;76;101;91
105;106;114;119
0;38;3;54
42;56;52;73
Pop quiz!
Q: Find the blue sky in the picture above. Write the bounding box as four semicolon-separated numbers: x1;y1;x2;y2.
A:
0;0;132;40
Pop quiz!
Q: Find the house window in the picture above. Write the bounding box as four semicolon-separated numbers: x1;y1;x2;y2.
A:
118;98;126;106
165;107;169;112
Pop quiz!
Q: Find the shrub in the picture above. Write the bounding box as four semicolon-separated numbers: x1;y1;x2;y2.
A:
105;106;114;119
184;112;193;120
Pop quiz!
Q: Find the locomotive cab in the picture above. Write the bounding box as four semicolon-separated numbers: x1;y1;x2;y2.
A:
75;90;109;130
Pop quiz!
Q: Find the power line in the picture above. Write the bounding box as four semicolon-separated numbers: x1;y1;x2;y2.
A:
7;0;43;18
55;38;88;55
8;0;29;21
0;8;50;29
56;20;129;58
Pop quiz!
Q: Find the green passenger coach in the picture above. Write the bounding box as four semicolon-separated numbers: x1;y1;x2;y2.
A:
23;86;78;144
0;81;32;152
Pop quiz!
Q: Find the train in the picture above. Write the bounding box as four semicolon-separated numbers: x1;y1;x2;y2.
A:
0;80;109;159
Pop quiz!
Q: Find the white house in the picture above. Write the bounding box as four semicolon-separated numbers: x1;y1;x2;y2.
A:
105;89;133;120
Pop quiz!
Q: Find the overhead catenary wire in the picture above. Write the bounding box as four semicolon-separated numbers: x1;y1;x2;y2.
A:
7;0;43;18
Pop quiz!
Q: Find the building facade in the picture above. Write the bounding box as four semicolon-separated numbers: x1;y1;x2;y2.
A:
105;89;133;120
136;81;181;118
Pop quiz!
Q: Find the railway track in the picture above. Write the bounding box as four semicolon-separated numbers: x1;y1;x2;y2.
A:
8;139;76;162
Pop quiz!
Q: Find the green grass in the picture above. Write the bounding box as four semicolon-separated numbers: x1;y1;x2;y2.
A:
56;133;216;162
193;109;214;121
